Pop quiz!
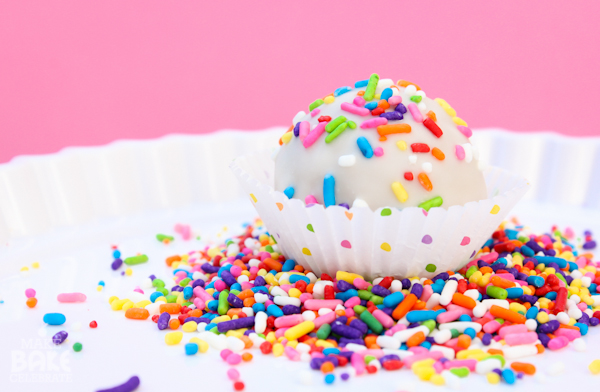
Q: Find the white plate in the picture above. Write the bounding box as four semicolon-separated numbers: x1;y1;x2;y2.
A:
0;129;599;391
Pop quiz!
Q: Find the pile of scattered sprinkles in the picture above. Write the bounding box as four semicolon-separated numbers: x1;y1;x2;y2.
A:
274;73;487;210
101;219;600;389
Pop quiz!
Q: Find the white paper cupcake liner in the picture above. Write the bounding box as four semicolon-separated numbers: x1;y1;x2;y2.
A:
230;151;530;280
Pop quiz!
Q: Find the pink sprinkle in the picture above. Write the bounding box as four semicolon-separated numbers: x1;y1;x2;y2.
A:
341;102;370;116
504;332;538;346
433;361;444;374
226;353;242;365
310;108;320;117
444;359;477;371
174;223;191;240
193;298;205;310
403;351;444;368
305;195;318;204
220;349;233;360
353;278;370;290
345;308;355;318
483;320;502;334
284;345;301;361
133;287;144;294
304;299;342;311
388;96;402;105
554;328;581;341
372;309;394;329
548;336;569;350
25;288;36;298
274;314;304;328
299;121;310;141
457;125;473;138
227;368;240;380
421;285;433;302
351;353;366;375
407;103;423;122
230;265;242;277
344;297;360;308
299;293;313;302
360;117;387;129
373;147;384;157
57;293;87;303
303;122;327;148
313;311;336;329
353;96;366;107
214;280;227;292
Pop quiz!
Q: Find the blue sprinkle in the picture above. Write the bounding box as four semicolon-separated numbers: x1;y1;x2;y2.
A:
185;343;198;355
324;374;335;384
334;86;352;97
381;88;393;101
355;79;369;88
98;281;105;286
459;314;472;322
283;186;295;199
502;369;516;385
356;137;373;158
282;259;296;272
113;249;121;259
464;327;476;339
365;102;378;110
323;174;336;208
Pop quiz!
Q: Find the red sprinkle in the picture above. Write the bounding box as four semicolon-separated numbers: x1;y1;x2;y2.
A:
233;381;245;391
89;320;98;328
318;116;331;122
423;117;443;138
260;341;272;354
411;143;430;153
371;108;384;116
404;172;414;181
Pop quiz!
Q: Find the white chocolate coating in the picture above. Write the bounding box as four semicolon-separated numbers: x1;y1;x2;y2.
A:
274;78;487;210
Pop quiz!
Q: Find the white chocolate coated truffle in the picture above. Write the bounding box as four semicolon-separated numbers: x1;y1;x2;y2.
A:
274;75;487;210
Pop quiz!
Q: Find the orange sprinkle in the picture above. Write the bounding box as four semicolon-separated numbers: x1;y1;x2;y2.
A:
243;298;256;307
536;344;545;354
169;319;180;330
423;279;433;285
306;284;314;294
238;289;255;300
376;123;412;139
357;91;365;96
412;301;427;310
294;265;304;272
417;173;433;192
160;303;182;315
407;331;426;347
490;305;526;324
378;99;391;110
321;362;334;373
335;309;346;316
397;79;421;90
511;362;536;375
426;110;437;122
166;255;181;266
457;334;471;349
263;258;282;272
392;294;417;320
452;293;476;309
242;352;253;361
189;309;202;318
364;335;378;347
490;276;515;289
431;147;445;161
487;348;504;355
479;266;493;274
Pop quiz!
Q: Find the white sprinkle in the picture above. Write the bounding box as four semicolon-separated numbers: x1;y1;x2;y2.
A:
461;143;473;163
408;154;417;164
404;85;417;96
422;162;433;173
572;338;586;352
546;362;565;376
338;154;356;167
292;111;306;124
417;102;427;111
352;198;369;208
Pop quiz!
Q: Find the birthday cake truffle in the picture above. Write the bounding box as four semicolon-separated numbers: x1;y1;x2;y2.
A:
274;74;487;210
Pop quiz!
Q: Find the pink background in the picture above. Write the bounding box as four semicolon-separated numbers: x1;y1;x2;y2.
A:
1;1;599;163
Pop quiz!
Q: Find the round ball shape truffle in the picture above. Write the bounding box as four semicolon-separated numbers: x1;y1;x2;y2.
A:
274;75;487;210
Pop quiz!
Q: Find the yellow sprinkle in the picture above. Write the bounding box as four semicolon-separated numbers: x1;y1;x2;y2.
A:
288;288;302;298
336;271;364;284
286;340;298;348
257;269;267;277
415;367;435;381
589;359;600;374
154;297;167;303
165;331;183;345
430;374;445;386
490;205;500;214
315;339;335;348
212;316;231;324
110;299;128;310
265;332;276;343
272;343;285;357
380;242;391;252
452;117;468;126
324;96;335;104
281;132;293;144
487;372;500;384
182;321;198;332
391;182;409;203
442;105;457;117
302;248;312;256
396;140;407;150
122;301;134;311
456;349;486;360
571;278;583;288
96;285;103;292
285;321;315;341
413;359;436;370
135;300;151;308
20;266;29;272
189;338;209;353
31;262;40;269
125;268;133;276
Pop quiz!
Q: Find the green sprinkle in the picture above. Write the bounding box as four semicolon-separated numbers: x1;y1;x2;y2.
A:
465;265;478;279
270;235;277;244
218;290;230;315
325;116;347;133
316;323;331;339
325;122;348;143
124;255;148;266
309;99;324;112
156;234;174;242
179;278;191;287
450;328;460;338
380;208;392;216
353;305;366;315
73;342;82;352
306;224;314;233
495;317;505;324
410;95;422;103
265;245;274;252
363;73;379;101
157;287;168;296
209;326;219;334
484;354;506;367
152;279;165;288
450;367;469;378
422;319;436;332
486;285;508;299
425;264;437;273
556;272;567;285
166;295;178;303
370;295;383;305
418;196;443;211
347;121;357;129
360;310;383;334
183;301;192;306
230;289;241;296
364;355;376;364
358;290;371;300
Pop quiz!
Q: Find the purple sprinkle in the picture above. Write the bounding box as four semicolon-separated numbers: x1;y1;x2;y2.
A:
111;258;123;270
583;241;597;250
470;250;476;258
96;376;140;392
341;373;350;381
52;331;68;345
395;103;407;114
217;316;255;333
379;111;403;121
157;312;170;330
293;122;301;137
422;235;432;244
338;203;350;210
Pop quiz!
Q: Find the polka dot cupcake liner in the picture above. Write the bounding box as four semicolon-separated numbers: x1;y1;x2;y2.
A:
230;151;530;279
